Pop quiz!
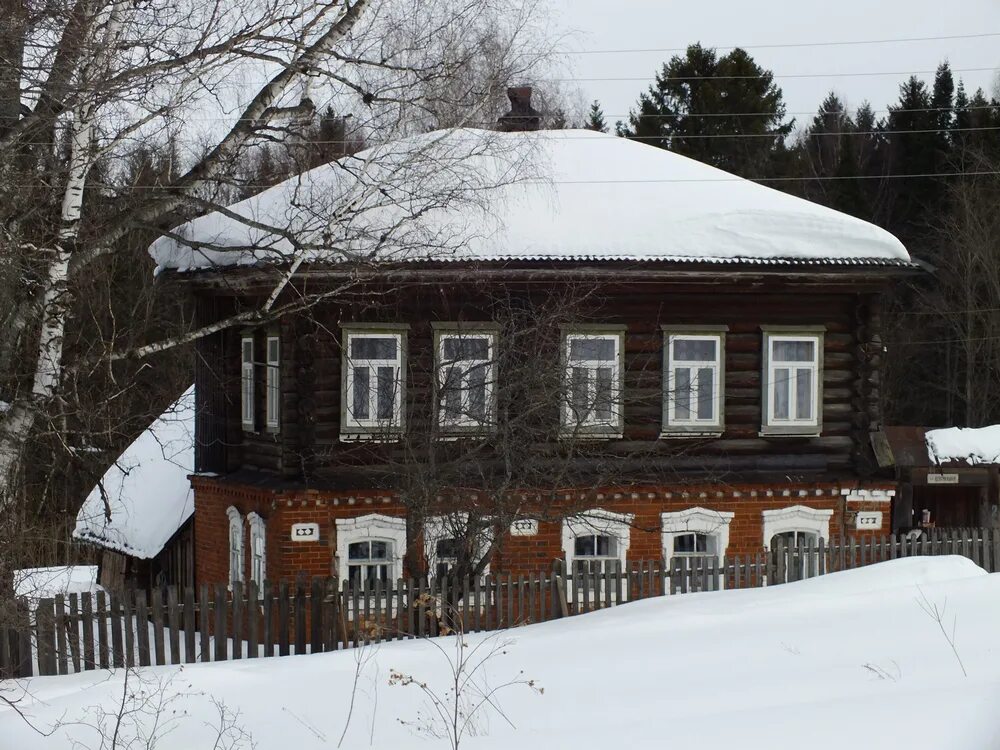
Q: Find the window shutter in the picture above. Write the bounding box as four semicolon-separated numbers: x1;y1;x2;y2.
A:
241;337;255;431
266;336;280;430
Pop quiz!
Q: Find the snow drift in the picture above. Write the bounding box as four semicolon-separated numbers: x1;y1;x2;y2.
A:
5;556;999;750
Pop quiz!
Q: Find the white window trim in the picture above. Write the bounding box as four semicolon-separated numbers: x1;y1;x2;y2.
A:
240;337;255;431
435;329;497;431
341;328;406;438
265;335;280;431
663;329;726;435
761;329;824;435
761;505;833;549
660;507;734;563
424;513;494;576
247;512;267;588
226;506;245;588
562;508;634;571
561;330;625;437
335;514;407;583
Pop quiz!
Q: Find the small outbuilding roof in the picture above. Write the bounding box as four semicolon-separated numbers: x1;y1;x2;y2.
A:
73;386;195;559
149;129;911;273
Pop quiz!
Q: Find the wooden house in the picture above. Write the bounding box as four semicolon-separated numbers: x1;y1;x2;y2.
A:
149;90;918;589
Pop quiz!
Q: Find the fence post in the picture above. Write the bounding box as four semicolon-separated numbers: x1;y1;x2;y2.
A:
36;598;56;676
552;560;568;619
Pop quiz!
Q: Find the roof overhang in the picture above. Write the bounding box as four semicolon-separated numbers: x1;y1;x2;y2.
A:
161;257;925;294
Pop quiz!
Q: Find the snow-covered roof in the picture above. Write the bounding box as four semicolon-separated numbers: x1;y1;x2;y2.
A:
73;386;195;559
149;129;910;273
926;424;1000;466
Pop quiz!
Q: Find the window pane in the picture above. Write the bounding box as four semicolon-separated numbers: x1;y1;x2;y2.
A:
571;367;589;419
773;368;790;419
267;338;279;361
796;368;813;421
351;337;397;360
436;538;460;558
242;340;253;360
376;366;395;420
352;367;370;420
594;367;614;421
595;535;612;556
773;340;814;363
574;535;596;556
348;541;369;560
696;367;714;420
673;339;716;362
370;540;390;560
442;365;460;419
570;338;615;361
673;367;692;419
468;365;487;421
443;336;488;361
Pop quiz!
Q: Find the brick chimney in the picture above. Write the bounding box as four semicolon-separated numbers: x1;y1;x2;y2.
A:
497;86;542;132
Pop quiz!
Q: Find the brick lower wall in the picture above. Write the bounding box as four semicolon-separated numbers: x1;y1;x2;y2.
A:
190;476;896;586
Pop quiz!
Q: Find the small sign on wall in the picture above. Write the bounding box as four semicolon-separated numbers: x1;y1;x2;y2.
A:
855;511;883;530
510;519;539;536
927;473;959;485
291;522;320;542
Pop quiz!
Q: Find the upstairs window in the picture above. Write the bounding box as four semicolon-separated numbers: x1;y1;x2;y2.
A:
240;336;254;431
436;328;496;430
342;327;406;436
663;328;726;434
265;336;280;431
562;330;624;436
762;329;824;435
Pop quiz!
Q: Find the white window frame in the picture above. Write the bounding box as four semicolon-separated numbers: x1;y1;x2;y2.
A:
561;328;625;437
761;505;833;550
424;513;494;577
761;328;824;435
562;508;634;573
662;326;726;435
240;336;255;431
226;506;244;588
265;335;280;431
433;326;497;432
335;514;406;583
247;512;267;588
661;507;734;564
341;326;407;439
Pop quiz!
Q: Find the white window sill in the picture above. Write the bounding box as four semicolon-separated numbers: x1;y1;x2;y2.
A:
659;430;723;439
339;432;402;443
558;431;624;441
758;429;821;438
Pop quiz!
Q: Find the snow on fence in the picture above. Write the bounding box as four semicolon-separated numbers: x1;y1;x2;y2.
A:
3;527;998;679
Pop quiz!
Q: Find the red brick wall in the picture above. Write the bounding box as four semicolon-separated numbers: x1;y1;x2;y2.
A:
190;477;895;586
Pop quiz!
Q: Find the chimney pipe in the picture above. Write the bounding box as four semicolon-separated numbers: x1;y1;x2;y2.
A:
498;86;541;132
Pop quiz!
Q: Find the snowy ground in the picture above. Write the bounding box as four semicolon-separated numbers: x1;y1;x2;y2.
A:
3;556;999;749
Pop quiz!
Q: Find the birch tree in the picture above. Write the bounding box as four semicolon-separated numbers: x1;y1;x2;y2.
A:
0;0;552;523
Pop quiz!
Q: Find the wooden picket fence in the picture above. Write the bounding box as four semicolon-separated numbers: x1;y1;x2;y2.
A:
3;527;998;679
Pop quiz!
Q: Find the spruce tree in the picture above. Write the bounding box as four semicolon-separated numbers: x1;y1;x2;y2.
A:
586;100;608;133
617;43;793;177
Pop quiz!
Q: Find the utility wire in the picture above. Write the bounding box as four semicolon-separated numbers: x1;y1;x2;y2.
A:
13;169;1000;189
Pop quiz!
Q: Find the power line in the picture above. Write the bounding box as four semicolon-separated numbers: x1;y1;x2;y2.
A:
545;65;999;84
571;31;1000;56
12;169;1000;189
12;122;1000;148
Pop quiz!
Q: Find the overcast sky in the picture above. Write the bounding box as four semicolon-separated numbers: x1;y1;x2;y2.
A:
549;0;1000;129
